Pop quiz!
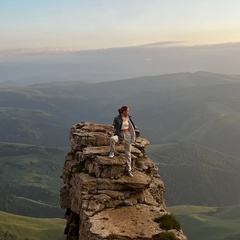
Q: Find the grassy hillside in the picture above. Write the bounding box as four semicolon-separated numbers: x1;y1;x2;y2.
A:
2;71;240;212
0;142;68;217
146;141;240;206
1;72;240;240
168;204;240;240
2;72;240;158
1;140;239;218
0;211;65;240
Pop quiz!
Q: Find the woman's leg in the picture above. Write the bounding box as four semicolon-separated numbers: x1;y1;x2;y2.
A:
124;133;132;172
109;135;119;157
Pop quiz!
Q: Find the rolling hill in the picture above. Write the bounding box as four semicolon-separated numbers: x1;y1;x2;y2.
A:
1;71;240;158
146;141;240;206
1;71;240;215
0;211;65;240
0;142;68;217
168;204;240;240
1;140;240;218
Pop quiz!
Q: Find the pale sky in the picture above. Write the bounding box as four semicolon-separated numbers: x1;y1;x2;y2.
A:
1;0;240;51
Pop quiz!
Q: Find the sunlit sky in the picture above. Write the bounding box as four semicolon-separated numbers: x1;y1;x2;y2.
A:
1;0;240;51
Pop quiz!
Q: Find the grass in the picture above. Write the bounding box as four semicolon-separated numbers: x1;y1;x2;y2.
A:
0;211;65;240
146;141;240;207
168;204;240;240
154;214;180;231
0;142;68;217
167;205;218;215
153;232;178;240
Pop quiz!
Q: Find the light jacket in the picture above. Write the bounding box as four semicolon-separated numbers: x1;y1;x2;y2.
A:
113;115;136;142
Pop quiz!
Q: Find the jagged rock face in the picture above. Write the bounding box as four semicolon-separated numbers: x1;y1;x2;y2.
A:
60;122;188;240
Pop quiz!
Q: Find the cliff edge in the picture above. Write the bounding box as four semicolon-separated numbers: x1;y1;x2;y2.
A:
60;122;188;240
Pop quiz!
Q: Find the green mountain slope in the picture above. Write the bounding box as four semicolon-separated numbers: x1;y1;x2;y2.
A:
0;142;68;217
2;71;240;158
146;141;240;206
1;141;239;217
168;204;240;240
0;211;65;240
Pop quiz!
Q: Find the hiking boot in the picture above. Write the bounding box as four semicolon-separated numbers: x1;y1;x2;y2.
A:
109;152;114;158
127;170;133;177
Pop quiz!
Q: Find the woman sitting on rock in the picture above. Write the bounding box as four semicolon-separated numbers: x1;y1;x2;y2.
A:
109;106;136;177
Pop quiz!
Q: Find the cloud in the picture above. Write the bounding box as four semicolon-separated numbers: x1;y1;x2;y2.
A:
139;41;186;48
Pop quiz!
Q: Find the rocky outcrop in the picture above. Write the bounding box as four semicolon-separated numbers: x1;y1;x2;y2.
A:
60;122;188;240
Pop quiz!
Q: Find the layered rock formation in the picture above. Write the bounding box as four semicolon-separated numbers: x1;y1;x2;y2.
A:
60;122;188;240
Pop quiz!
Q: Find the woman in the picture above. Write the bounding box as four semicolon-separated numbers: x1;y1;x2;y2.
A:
109;106;136;177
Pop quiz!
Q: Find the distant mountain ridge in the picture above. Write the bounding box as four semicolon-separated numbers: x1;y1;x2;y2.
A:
1;41;240;84
1;71;240;157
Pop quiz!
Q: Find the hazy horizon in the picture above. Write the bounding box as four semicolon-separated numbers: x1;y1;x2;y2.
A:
1;1;240;84
1;41;240;85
